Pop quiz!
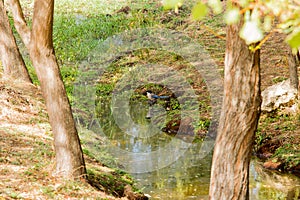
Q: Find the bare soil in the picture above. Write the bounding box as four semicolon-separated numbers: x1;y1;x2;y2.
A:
0;78;134;199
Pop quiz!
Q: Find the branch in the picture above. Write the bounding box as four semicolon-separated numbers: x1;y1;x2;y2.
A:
251;30;273;52
6;0;31;47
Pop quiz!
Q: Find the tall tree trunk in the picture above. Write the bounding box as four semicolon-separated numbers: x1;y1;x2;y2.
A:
28;0;86;179
209;21;261;199
0;0;31;82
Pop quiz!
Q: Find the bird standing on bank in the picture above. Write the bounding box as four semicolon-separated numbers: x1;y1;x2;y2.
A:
146;90;170;106
144;90;170;119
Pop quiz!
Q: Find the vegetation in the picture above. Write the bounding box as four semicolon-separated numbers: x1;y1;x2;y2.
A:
54;0;299;176
256;114;300;173
0;79;145;199
0;0;299;199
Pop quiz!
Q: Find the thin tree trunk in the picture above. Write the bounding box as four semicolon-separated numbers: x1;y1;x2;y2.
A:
0;0;31;82
209;21;261;200
287;47;299;90
6;0;31;47
28;0;86;179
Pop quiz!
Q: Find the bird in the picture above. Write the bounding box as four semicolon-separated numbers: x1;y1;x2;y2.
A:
145;90;170;106
144;90;170;119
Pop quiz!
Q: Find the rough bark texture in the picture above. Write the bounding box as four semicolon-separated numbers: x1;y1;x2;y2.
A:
287;47;299;90
209;21;261;200
6;0;31;47
0;0;31;82
28;0;86;179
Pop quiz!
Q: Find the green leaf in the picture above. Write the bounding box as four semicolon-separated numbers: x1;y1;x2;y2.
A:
263;15;273;32
208;0;222;15
286;29;300;49
250;7;261;24
224;7;240;25
240;20;263;44
265;1;281;16
192;2;208;21
162;0;183;10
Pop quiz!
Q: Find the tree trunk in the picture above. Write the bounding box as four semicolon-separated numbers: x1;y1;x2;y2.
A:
28;0;86;179
209;21;261;200
6;0;31;47
287;47;299;90
0;0;31;82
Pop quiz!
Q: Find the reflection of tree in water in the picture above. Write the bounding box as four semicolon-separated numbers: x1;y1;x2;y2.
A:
95;97;173;153
133;146;213;199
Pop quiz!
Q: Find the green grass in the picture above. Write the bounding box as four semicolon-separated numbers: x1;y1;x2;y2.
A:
18;0;166;89
3;0;214;199
87;168;136;197
255;114;300;171
14;0;300;173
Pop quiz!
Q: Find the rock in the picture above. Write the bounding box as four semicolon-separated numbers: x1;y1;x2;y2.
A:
261;79;298;114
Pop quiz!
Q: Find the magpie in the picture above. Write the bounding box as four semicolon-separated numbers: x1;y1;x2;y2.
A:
146;90;170;106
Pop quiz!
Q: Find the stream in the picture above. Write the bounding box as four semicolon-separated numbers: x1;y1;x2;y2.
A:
88;100;300;200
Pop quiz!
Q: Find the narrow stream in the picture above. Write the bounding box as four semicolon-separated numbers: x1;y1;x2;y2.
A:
90;100;300;200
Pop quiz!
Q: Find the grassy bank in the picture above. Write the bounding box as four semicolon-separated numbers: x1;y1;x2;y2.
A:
0;79;146;199
1;1;299;199
255;114;300;174
19;0;300;175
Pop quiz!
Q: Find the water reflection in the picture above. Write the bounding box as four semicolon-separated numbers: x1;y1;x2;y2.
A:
95;99;300;199
133;144;212;200
249;160;300;200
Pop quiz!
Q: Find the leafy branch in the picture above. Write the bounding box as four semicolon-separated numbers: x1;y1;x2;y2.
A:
163;0;300;51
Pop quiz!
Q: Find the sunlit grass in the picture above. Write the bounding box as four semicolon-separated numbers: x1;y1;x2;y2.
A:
55;0;129;15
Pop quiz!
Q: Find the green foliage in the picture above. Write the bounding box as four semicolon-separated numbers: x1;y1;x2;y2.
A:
286;29;300;49
224;7;240;25
54;0;127;16
162;0;183;10
272;76;288;84
53;14;127;63
191;2;208;21
256;114;300;171
188;0;300;49
60;65;78;99
239;10;264;44
51;7;163;100
207;0;222;14
41;186;56;198
170;98;180;110
96;83;114;97
194;118;210;132
273;144;300;170
87;168;137;197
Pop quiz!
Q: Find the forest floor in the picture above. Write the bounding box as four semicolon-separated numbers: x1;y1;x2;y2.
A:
0;0;299;199
0;79;145;199
256;32;300;175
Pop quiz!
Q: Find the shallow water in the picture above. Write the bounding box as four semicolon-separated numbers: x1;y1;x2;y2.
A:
94;101;300;200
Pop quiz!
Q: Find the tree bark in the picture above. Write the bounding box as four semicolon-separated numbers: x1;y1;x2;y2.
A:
6;0;31;47
4;0;86;179
0;0;31;82
27;0;86;179
209;21;261;200
287;47;299;90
